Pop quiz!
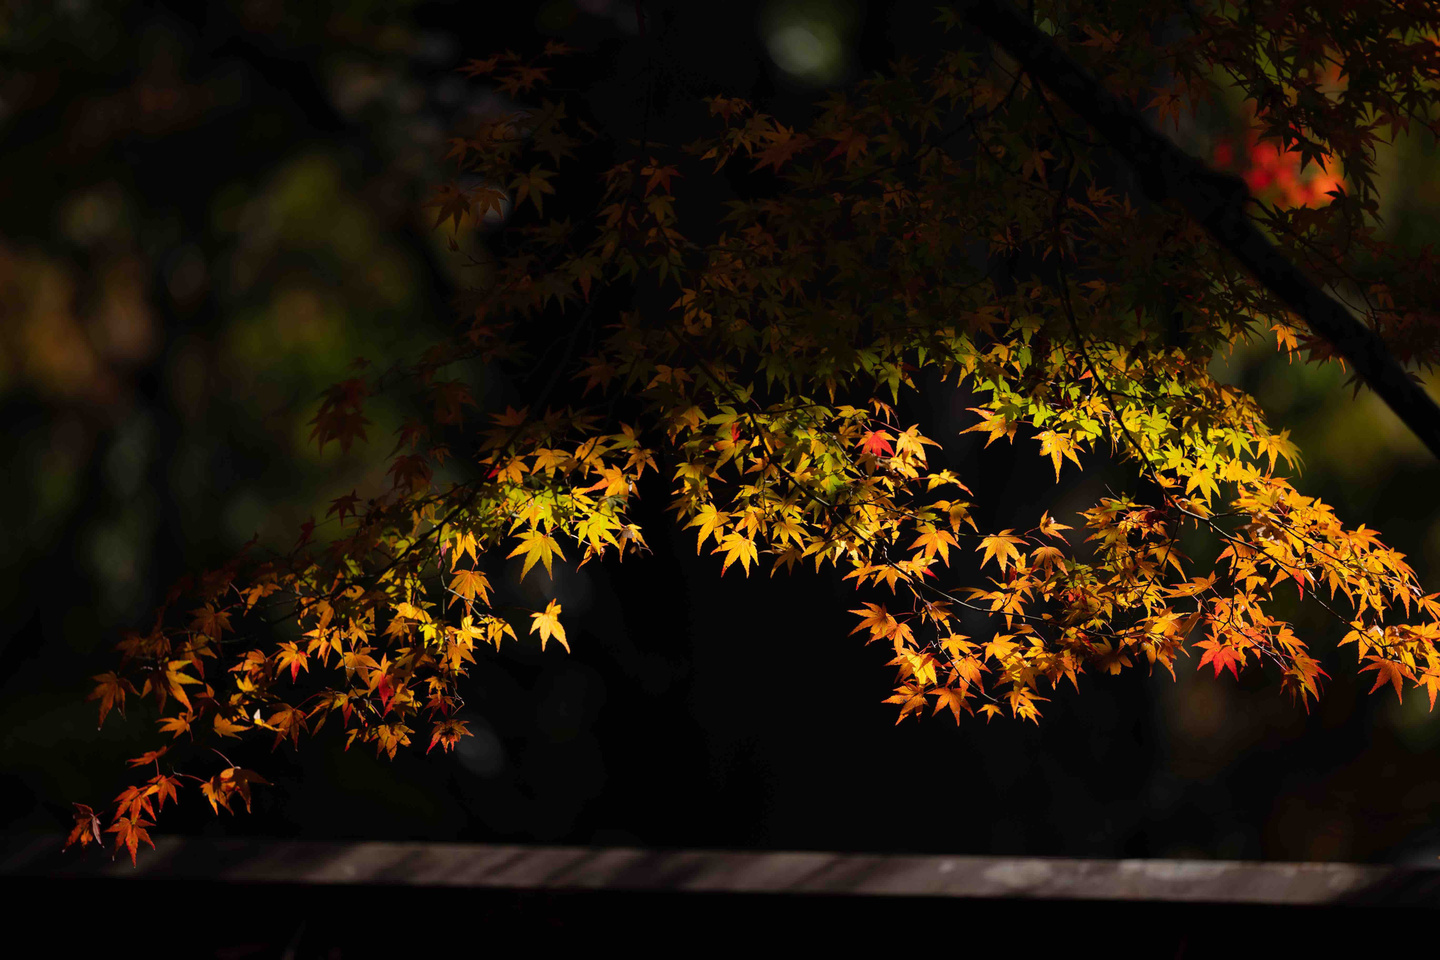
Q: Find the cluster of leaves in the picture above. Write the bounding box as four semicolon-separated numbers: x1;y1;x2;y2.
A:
1212;99;1346;209
69;2;1440;862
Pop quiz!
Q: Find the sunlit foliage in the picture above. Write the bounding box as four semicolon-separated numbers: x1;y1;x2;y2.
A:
69;1;1440;862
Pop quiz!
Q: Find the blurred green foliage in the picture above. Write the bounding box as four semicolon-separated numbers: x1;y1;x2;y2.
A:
0;0;459;836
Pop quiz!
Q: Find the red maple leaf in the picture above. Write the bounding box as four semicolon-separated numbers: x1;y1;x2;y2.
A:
859;430;894;458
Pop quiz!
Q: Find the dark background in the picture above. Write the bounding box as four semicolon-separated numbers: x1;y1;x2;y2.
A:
5;0;1440;866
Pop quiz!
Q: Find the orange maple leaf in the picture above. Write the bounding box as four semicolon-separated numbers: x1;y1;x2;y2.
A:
1195;639;1245;680
201;767;270;815
932;686;970;723
1360;656;1414;701
107;816;155;866
427;718;472;755
64;803;102;852
88;673;137;729
884;682;929;723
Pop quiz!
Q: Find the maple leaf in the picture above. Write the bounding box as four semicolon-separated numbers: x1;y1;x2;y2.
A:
977;531;1026;574
275;641;309;683
883;682;929;723
1091;640;1133;676
932;686;970;723
448;568;493;608
126;747;168;768
107;816;155;866
157;713;192;739
326;489;362;526
1195;639;1245;680
190;603;232;640
529;599;570;652
641;158;682;196
427;718;472;754
1035;430;1084;480
148;659;201;713
374;722;413;760
212;714;250;739
307;378;371;454
1036;512;1073;540
64;803;103;852
340;646;382;683
910;527;958;565
430;380;476;425
850;602;898;642
983;635;1018;662
687;504;730;552
201;767;270;815
1420;667;1440;711
1030;545;1066;570
458;55;503;77
751;123;808;173
961;408;1016;447
1006;686;1048;723
266;704;310;749
114;784;157;823
496;64;550;95
1255;429;1301;472
450;530;481;570
826;127;869;168
713;532;758;576
88;672;137;729
507;529;566;580
148;774;180;813
377;674;404;715
512;166;556;215
858;429;895;458
1360;656;1414;701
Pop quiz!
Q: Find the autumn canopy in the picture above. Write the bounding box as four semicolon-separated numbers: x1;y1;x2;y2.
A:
65;0;1440;863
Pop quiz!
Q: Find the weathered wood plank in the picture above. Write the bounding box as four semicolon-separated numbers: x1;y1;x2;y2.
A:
6;836;1439;905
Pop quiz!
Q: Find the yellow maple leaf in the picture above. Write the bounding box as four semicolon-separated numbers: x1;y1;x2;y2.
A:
686;504;730;552
977;530;1026;573
712;532;758;575
448;568;493;607
156;713;192;739
1255;428;1301;473
1036;512;1072;540
529;599;570;653
961;407;1016;447
910;526;958;565
213;714;249;739
1035;430;1083;480
507;529;566;580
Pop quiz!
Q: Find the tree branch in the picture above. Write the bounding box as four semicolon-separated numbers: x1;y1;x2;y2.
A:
955;0;1440;462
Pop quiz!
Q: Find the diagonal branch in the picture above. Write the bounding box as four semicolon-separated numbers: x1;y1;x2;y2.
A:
954;0;1440;462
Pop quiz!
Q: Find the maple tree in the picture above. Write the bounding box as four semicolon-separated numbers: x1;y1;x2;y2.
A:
65;0;1440;862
